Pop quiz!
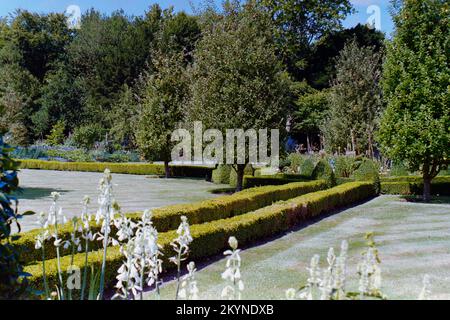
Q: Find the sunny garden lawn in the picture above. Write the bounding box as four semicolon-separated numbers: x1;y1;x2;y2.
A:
147;195;450;300
15;169;227;232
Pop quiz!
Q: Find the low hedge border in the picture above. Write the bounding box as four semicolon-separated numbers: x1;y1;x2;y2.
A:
380;176;450;183
381;181;450;196
17;180;327;264
24;181;376;294
18;159;213;178
243;174;312;188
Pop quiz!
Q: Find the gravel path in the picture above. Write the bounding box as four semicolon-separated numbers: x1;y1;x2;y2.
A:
15;169;225;232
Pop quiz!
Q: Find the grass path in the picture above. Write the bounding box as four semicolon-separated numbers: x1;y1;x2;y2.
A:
16;169;226;232
146;195;450;300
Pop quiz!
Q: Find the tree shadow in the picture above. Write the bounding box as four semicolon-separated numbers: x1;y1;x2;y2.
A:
400;195;450;204
13;187;70;200
133;196;377;298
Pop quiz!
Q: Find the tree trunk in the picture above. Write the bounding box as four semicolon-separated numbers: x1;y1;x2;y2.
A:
164;160;170;179
307;134;311;154
423;175;431;203
235;164;246;192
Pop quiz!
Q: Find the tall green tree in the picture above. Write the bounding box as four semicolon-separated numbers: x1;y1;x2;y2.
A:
292;83;329;151
259;0;353;80
377;0;449;202
135;50;189;178
305;24;385;89
188;0;292;191
323;40;383;156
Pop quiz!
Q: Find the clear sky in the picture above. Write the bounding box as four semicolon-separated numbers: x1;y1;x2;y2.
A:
0;0;395;36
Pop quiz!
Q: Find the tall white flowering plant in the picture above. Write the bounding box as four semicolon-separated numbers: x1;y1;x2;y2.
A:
113;210;163;300
221;236;244;300
47;191;67;300
286;234;386;300
170;216;193;300
178;262;199;300
95;169;119;300
35;211;50;299
79;195;95;300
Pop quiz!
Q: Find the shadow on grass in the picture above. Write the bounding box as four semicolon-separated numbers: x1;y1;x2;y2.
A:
135;196;378;298
13;187;70;200
400;195;450;204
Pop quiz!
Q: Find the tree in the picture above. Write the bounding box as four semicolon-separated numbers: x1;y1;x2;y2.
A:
377;0;449;202
292;83;329;151
259;0;353;80
305;24;385;89
188;0;292;191
33;63;83;137
322;40;383;156
135;50;189;178
109;84;139;149
4;10;72;81
0;63;39;145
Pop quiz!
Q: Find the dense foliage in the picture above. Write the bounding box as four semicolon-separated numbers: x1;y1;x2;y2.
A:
323;40;384;156
377;0;449;201
0;135;32;298
187;0;292;190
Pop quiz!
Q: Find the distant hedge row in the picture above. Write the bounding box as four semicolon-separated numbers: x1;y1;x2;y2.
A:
18;180;327;264
381;180;450;196
24;181;376;293
243;175;311;188
17;159;213;178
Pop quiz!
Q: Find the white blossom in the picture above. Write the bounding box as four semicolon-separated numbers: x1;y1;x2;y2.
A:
179;262;199;300
418;274;431;300
170;216;193;267
221;236;244;300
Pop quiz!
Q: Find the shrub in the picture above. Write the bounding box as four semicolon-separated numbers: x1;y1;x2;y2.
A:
24;182;376;293
212;165;232;184
389;161;410;176
381;178;450;196
281;153;304;173
46;121;66;146
17;180;328;265
352;159;380;194
229;165;253;187
300;158;315;177
335;156;356;178
72;124;105;149
312;160;337;188
0;136;31;298
46;148;92;162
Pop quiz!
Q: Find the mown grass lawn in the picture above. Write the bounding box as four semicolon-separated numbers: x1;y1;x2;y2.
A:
147;195;450;300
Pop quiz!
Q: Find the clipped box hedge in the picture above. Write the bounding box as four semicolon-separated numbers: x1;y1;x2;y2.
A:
380;176;450;183
24;181;376;293
17;180;327;264
243;174;312;188
18;159;213;178
381;180;450;196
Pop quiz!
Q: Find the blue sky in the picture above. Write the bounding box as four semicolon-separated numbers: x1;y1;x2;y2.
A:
0;0;395;35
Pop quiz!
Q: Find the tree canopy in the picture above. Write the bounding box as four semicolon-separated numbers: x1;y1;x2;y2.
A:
377;0;449;201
